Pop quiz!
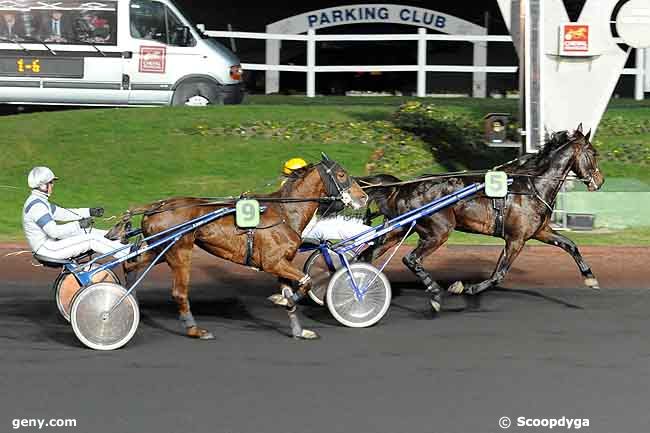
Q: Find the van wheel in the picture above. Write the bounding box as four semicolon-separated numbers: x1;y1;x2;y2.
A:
172;80;223;106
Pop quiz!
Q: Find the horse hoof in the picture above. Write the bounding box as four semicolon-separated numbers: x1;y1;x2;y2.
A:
293;329;319;340
430;299;441;313
585;278;600;290
448;281;465;294
187;326;215;340
268;294;290;307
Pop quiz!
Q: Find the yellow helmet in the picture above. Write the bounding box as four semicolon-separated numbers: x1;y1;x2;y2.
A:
283;157;308;175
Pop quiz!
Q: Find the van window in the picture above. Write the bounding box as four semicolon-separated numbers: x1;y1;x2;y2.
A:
0;1;117;46
130;0;195;47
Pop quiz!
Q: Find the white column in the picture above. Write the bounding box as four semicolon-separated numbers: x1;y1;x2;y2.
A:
265;35;281;94
645;48;650;93
635;48;645;101
417;28;426;97
307;29;316;98
472;27;488;98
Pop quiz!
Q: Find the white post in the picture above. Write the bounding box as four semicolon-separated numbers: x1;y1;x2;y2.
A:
265;25;281;94
643;48;650;92
417;28;426;97
635;48;645;101
472;27;488;98
307;29;316;98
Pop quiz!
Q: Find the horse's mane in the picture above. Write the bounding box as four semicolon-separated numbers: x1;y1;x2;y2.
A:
500;130;571;175
275;163;317;196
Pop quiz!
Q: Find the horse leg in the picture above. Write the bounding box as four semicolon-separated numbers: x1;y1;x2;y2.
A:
165;240;214;340
266;261;318;340
449;237;525;295
402;230;450;313
534;226;599;290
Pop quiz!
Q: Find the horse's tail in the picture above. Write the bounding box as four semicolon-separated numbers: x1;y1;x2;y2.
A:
105;201;163;241
126;200;168;217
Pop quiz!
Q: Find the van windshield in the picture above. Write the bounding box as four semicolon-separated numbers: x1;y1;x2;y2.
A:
167;0;207;38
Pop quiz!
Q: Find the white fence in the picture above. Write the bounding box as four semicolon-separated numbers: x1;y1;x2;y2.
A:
205;28;645;99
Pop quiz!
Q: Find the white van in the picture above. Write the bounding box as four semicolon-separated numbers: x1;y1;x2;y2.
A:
0;0;243;106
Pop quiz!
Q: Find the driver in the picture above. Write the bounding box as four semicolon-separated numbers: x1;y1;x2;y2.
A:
22;166;129;260
282;158;372;241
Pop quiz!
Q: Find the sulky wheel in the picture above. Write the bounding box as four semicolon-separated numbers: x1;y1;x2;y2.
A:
54;265;120;322
303;249;357;306
70;282;139;351
326;262;391;328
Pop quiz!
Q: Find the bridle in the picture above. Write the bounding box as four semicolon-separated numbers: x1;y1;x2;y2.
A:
572;137;600;191
316;158;357;207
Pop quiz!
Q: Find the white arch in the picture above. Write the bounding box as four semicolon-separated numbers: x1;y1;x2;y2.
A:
266;4;486;35
264;4;487;95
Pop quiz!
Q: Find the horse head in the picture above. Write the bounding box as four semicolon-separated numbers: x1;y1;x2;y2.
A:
570;123;604;191
316;154;368;209
283;155;368;210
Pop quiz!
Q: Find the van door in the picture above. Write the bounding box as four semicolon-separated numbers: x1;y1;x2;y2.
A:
123;0;201;105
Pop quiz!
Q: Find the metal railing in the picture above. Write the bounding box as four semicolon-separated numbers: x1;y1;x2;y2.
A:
206;28;645;99
206;28;515;97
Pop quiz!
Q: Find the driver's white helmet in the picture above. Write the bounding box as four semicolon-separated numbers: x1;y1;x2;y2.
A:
27;166;58;189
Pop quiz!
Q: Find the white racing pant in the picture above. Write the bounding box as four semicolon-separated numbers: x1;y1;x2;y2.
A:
36;229;129;260
302;218;371;241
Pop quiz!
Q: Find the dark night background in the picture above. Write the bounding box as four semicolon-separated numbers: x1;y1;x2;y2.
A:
172;0;634;95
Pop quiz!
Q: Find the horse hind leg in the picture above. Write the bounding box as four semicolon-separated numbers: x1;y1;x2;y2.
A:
402;235;448;314
452;237;525;295
166;241;214;340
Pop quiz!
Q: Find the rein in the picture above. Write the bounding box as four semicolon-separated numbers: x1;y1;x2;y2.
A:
126;196;341;217
358;171;592;189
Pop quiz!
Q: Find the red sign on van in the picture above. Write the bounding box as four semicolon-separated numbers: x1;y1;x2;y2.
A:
562;24;589;52
139;46;166;73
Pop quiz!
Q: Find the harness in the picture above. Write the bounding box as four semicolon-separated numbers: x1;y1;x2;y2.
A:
492;197;506;237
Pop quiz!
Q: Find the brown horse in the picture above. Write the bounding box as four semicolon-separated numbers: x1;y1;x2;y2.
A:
116;156;367;340
359;125;604;312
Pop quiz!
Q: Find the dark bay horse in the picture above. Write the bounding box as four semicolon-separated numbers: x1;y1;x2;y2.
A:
359;125;604;312
115;157;368;340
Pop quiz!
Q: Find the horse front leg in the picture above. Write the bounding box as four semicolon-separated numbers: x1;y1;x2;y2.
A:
266;260;319;340
449;237;525;295
534;226;599;290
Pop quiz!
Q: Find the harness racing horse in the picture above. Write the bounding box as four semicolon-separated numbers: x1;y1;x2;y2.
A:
115;156;368;340
359;124;604;312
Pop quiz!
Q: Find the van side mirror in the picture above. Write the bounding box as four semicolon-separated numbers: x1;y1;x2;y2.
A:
174;26;192;47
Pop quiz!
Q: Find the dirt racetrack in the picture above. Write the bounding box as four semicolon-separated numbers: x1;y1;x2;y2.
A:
2;243;648;291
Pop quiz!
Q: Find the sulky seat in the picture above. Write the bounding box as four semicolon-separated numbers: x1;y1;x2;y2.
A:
33;251;94;268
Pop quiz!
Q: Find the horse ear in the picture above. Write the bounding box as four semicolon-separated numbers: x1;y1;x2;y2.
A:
585;129;592;141
321;152;330;161
576;123;583;134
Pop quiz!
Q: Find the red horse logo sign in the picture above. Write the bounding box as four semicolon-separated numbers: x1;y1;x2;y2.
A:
562;24;589;52
139;46;166;73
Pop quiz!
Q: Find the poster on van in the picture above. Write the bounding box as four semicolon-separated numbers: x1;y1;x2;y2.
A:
139;46;166;73
0;1;117;45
